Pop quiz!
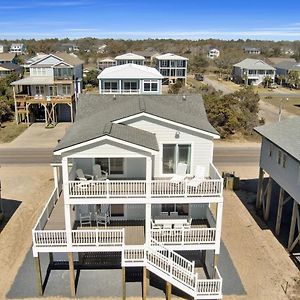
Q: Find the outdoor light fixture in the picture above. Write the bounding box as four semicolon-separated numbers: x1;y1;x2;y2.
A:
175;131;180;138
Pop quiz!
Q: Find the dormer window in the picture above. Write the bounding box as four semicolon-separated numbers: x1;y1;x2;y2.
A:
277;150;282;165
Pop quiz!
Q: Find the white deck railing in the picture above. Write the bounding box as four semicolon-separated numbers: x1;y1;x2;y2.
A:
68;179;223;199
150;228;216;245
33;228;124;248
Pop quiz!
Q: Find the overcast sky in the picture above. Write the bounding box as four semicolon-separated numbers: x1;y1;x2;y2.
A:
1;0;300;40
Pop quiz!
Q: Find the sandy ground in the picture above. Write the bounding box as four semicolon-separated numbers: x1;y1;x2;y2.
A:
0;164;299;299
0;165;53;299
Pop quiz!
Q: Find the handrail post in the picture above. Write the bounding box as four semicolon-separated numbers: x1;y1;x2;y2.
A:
106;179;109;199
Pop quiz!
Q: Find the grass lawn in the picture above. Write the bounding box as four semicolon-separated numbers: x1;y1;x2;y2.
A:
0;121;27;143
261;96;300;116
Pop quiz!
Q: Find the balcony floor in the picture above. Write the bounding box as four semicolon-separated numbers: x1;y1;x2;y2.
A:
43;192;210;246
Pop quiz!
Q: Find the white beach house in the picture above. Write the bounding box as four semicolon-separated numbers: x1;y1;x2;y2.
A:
32;94;224;299
97;63;163;94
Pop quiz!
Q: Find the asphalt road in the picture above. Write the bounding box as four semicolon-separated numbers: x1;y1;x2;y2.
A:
0;146;261;165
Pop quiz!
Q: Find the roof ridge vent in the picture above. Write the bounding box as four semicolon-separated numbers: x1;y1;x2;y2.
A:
139;98;146;112
182;95;186;101
103;122;112;134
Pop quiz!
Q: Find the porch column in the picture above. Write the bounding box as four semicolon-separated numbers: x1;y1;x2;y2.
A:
142;267;149;300
215;201;223;255
62;157;72;247
256;167;264;209
119;79;122;94
165;281;172;300
263;177;273;221
34;254;43;296
145;156;152;245
68;252;76;297
122;267;126;300
53;166;59;198
288;200;299;251
13;86;18;124
275;187;284;235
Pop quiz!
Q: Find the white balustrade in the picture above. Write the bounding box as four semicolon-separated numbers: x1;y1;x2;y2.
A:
68;179;222;198
150;228;216;245
33;230;67;247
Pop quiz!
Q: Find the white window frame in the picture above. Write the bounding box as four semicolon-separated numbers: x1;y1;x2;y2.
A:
103;81;118;91
143;80;158;92
161;143;192;176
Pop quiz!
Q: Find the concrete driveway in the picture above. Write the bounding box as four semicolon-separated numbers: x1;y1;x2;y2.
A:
0;123;70;149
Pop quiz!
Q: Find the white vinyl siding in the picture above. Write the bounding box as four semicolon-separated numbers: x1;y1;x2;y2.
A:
260;138;300;203
123;116;213;177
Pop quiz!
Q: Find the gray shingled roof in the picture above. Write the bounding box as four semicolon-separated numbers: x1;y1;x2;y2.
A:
275;61;300;72
254;117;300;162
54;94;218;152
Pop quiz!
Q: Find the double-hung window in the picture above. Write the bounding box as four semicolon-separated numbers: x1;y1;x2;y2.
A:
104;81;118;91
95;158;124;175
162;144;191;174
123;81;138;91
143;81;158;92
62;85;71;95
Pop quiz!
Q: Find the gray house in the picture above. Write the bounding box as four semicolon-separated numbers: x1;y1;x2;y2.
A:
255;117;300;253
275;60;300;84
233;58;275;86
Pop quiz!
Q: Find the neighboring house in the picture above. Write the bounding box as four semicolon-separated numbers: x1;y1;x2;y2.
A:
22;53;48;75
11;53;83;125
267;57;296;66
97;44;107;54
0;45;4;53
0;63;23;78
0;53;16;64
31;93;223;299
10;43;26;54
155;53;189;85
243;47;261;55
275;61;300;84
97;63;163;94
208;48;220;59
133;50;160;66
61;44;79;52
115;53;145;65
284;48;295;56
254;117;300;253
232;58;275;85
97;57;116;70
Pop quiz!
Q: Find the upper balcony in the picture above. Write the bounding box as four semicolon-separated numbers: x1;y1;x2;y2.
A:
66;163;223;204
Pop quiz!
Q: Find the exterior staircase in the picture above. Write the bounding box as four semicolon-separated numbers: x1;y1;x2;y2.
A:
123;238;222;300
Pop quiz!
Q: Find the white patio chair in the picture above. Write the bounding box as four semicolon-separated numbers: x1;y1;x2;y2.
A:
92;164;108;180
76;169;93;181
170;211;178;217
170;163;187;183
183;218;192;229
79;212;92;227
174;223;184;230
163;223;172;230
160;211;169;217
95;204;111;227
187;166;206;187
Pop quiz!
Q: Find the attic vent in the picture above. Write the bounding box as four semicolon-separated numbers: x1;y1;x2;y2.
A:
103;122;112;134
182;95;186;101
113;94;116;100
139;98;146;112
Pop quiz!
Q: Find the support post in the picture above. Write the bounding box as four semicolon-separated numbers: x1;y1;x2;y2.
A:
34;254;43;296
264;177;273;221
215;201;223;254
53;166;59;198
165;281;172;300
122;267;126;300
288;200;298;251
68;252;76;297
145;156;152;245
275;187;284;235
256;167;264;209
70;103;74;123
49;252;53;265
26;103;30;126
13;86;18;124
142;267;149;300
213;254;219;278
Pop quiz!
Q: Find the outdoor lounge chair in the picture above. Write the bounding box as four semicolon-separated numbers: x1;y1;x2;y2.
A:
95;204;111;227
79;212;92;227
170;163;187;183
76;169;94;181
92;164;108;180
187;166;206;187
